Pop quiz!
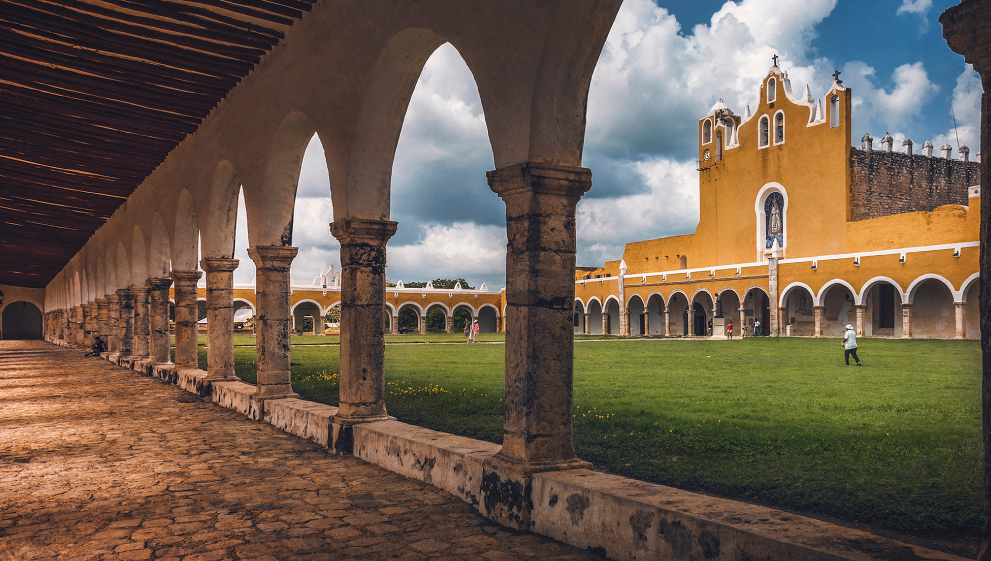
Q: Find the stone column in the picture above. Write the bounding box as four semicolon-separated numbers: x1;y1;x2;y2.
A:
583;313;591;335
768;241;780;337
664;310;671;337
248;246;300;400
601;312;609;335
330;218;397;422
486;161;591;471
939;9;991;558
131;285;151;359
81;303;93;346
643;312;650;336
855;305;866;337
315;314;325;336
171;270;202;370
778;307;787;336
147;277;173;365
955;302;966;340
201;258;239;381
687;305;694;337
445;314;453;334
618;260;628;336
813;306;824;338
95;298;108;343
107;294;120;354
901;303;913;339
116;289;134;357
391;315;399;335
418;315;427;334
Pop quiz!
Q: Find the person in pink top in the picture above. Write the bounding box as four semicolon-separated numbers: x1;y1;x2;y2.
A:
472;320;480;343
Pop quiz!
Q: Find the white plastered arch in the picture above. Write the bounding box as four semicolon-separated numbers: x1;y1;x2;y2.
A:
397;301;426;316
905;274;957;305
959;272;980;303
477;303;500;317
666;290;688;309
815;279;857;307
290;299;323;316
626;293;645;308
856;276;906;306
424;301;453;316
232;298;256;315
755;182;788;255
451;302;479;316
779;281;816;308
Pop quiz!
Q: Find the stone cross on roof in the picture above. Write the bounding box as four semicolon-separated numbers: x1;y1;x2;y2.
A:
772;54;779;67
832;70;842;85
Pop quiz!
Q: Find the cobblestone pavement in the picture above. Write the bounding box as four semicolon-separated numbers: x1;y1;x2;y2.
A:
0;341;605;561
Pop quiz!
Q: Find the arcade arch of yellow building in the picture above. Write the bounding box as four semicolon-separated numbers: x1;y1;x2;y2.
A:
575;62;981;340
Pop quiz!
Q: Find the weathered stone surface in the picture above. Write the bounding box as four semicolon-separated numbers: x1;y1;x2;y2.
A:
201;258;239;382
0;340;601;560
131;285;151;360
171;270;202;371
248;246;299;401
264;398;339;447
210;380;256;417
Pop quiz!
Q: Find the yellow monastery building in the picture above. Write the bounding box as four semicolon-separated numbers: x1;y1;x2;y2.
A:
574;62;981;340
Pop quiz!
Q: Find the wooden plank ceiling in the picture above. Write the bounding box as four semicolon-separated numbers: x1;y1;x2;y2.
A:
0;0;317;288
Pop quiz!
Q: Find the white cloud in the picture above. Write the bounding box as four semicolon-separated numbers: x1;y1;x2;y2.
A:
841;61;939;140
387;222;507;289
897;0;932;14
931;65;982;159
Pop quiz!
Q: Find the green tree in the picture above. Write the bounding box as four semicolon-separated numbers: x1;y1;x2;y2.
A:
425;307;447;330
301;316;313;333
430;278;474;290
398;308;419;332
453;308;472;330
326;304;340;324
404;281;428;288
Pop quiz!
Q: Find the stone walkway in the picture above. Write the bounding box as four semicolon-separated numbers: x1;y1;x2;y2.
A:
0;341;605;561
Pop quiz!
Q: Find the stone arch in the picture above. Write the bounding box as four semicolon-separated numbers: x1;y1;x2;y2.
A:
131;225;148;285
779;281;816;308
742;286;771;336
424;301;452;316
290;299;322;316
246;111;317;247
71;271;81;307
702;118;712;144
174;189;199;271
857;276;906;305
818;280;857;337
627;293;646;335
779;282;815;336
645;291;666;336
116;241;131;289
573;298;586;334
202;160;242;259
451;302;478;316
384;302;398;316
2;301;43;340
773;109;785;145
905;274;956;305
815;279;857;307
767;77;776;102
477;303;499;333
585;298;603;335
716;287;741;336
105;248;117;295
603;296;620;335
148;213;171;279
960;272;980;303
690;289;714;337
397;301;426;316
758;115;770;147
290;299;322;334
96;256;107;299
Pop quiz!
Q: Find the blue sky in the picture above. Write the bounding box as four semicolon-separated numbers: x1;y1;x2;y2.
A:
230;0;980;290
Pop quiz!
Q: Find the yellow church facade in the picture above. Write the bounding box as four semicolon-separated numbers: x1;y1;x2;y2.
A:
575;63;981;340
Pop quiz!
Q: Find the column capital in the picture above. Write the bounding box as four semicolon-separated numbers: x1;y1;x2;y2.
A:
201;257;239;273
131;284;150;296
171;269;202;285
95;297;108;305
901;302;913;309
147;277;173;291
487;161;592;200
115;288;132;298
330;218;398;245
106;293;119;303
248;246;298;269
813;305;825;310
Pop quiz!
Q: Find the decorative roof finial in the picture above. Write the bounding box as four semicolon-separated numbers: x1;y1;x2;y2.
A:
832;70;842;85
772;54;779;68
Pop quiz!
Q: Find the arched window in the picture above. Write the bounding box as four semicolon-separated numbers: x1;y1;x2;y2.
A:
758;116;770;148
774;111;784;144
830;95;840;128
715;130;723;161
702;119;712;144
755;185;788;254
680;255;688;269
767;78;776;103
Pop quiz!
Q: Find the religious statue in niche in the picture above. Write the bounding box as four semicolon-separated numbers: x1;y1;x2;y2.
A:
764;192;784;249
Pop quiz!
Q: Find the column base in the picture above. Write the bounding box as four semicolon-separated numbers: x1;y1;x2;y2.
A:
710;317;727;340
480;453;592;531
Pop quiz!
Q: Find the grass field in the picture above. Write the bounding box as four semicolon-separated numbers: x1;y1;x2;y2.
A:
189;336;981;533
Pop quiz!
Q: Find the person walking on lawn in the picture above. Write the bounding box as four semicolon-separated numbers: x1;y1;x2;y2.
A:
727;319;734;340
472;319;480;343
842;323;862;366
464;318;472;343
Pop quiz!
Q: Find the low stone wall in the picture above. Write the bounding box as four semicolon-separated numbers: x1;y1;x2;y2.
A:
93;350;965;561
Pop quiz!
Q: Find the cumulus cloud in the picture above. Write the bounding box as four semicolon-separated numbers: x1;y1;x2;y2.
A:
896;0;932;32
841;61;939;141
930;65;982;159
387;223;506;289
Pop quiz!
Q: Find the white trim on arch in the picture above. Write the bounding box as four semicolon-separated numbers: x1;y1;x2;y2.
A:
815;279;857;307
232;298;256;315
585;296;604;311
856;276;906;306
758;114;770;149
603;295;621;310
959;272;980;303
778;281;816;308
451;302;479;316
755;182;788;257
666;290;689;309
324;301;342;314
573;297;586;310
715;286;740;300
905;274;957;305
396;301;426;316
423;301;452;316
626;293;645;308
645;291;666;309
772;109;785;145
477;303;501;317
290;299;322;315
689;288;713;304
384;302;398;316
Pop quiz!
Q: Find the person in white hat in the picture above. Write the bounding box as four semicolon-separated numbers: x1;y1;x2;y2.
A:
842;324;861;366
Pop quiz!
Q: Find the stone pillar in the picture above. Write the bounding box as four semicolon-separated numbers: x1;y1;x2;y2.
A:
107;294;120;354
147;277;173;365
618;260;628;336
939;8;991;558
315;314;325;336
778;307;787;335
330;218;397;423
116;289;134;357
664;310;671;337
444;315;451;334
391;315;399;335
855;305;866;337
583;313;591;335
95;298;108;343
643;311;650;336
486;161;592;471
901;303;913;339
248;246;300;400
419;315;427;334
687;306;694;337
131;285;151;359
955;302;966;340
171;270;202;370
81;303;93;346
601;312;609;335
201;258;239;381
768;241;780;337
813;306;824;338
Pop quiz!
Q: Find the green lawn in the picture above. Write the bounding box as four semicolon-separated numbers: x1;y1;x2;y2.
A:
189;336;981;533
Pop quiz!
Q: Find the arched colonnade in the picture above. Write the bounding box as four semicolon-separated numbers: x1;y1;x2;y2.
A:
42;1;624;514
